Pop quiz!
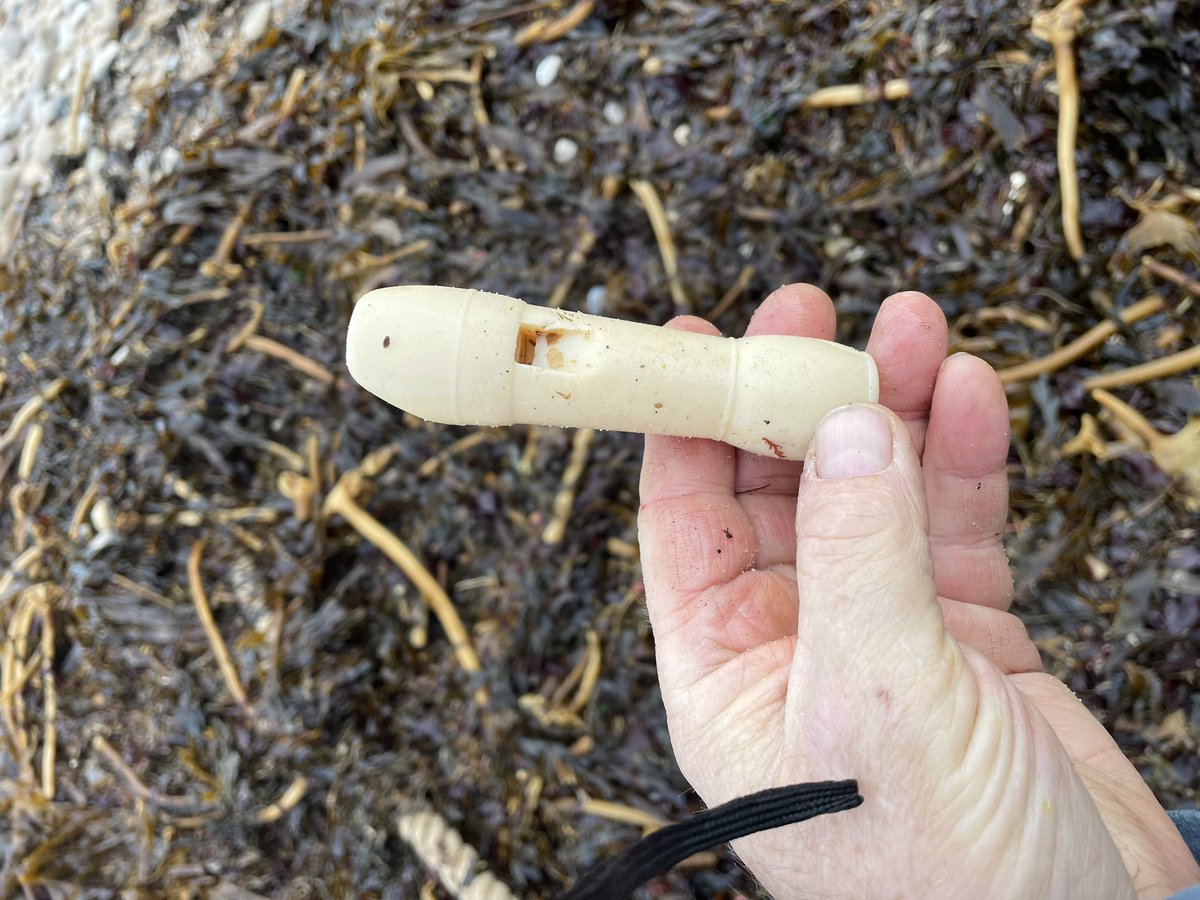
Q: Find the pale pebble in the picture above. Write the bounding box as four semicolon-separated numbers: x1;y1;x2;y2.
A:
158;145;181;175
58;19;78;53
241;0;273;43
603;100;625;125
31;47;55;92
0;26;25;59
535;54;561;87
27;128;51;163
132;149;153;183
34;25;56;56
33;98;55;127
23;159;50;193
553;137;578;164
84;145;105;179
824;236;856;259
585;285;606;316
76;113;93;149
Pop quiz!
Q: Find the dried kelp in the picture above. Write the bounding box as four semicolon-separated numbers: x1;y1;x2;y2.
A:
1;0;1199;896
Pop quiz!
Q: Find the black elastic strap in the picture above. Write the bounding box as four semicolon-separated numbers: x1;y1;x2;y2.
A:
558;779;863;899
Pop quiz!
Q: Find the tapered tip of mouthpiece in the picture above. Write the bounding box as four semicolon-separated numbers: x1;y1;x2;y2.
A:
346;286;524;424
347;286;451;420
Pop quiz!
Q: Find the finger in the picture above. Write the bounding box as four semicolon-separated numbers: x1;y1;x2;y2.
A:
744;282;838;339
786;403;950;719
924;354;1015;609
735;283;836;567
639;316;753;639
638;454;762;694
865;291;947;456
937;597;1040;675
639;316;735;506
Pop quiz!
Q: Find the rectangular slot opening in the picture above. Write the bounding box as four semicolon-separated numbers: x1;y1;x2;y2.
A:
515;325;566;368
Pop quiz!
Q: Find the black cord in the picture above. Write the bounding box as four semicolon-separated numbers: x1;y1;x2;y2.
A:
558;780;863;899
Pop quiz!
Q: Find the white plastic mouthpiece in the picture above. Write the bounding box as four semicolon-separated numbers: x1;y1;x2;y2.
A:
346;285;878;460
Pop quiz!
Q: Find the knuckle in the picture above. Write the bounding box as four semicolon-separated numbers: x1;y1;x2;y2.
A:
798;482;911;544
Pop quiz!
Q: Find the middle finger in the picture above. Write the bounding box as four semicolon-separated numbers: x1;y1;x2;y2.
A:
734;283;836;568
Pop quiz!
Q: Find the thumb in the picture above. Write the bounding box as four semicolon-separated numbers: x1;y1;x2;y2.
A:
756;404;1136;900
796;403;942;650
787;404;964;757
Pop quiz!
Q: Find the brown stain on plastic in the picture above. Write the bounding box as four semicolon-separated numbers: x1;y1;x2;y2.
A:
762;437;786;458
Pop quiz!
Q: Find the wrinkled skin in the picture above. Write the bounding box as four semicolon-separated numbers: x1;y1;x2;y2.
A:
638;285;1200;899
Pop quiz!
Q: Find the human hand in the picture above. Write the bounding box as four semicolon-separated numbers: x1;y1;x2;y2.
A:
637;285;1200;898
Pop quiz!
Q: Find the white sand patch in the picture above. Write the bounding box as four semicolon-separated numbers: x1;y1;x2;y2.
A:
0;0;118;255
0;0;306;259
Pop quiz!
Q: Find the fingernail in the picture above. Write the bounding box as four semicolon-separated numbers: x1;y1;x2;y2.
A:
815;406;893;479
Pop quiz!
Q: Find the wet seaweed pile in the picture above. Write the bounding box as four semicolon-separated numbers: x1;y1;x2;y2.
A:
1;0;1199;896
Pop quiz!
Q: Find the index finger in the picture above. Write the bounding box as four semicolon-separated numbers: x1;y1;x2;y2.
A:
638;317;752;599
638;316;738;505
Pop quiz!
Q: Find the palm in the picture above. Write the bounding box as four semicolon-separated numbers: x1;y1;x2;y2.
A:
638;286;1199;898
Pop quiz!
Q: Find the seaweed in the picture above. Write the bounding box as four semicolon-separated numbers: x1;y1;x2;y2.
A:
1;0;1199;895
